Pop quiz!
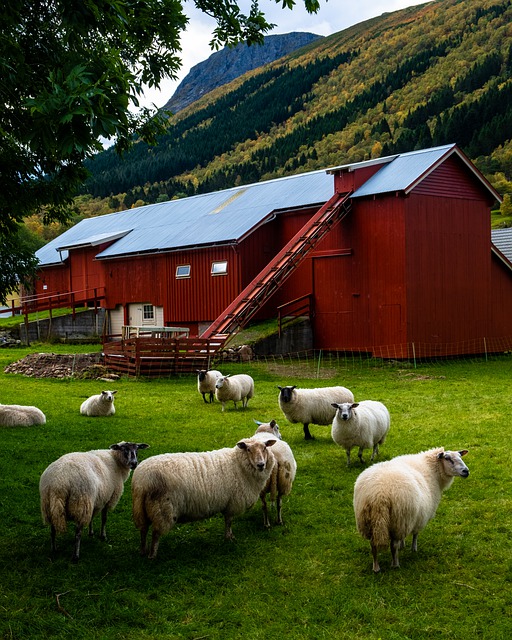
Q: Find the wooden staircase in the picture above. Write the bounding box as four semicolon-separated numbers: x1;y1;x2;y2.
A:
201;191;353;342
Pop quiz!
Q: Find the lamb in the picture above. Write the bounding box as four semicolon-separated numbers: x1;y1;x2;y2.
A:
197;369;223;403
331;401;390;466
131;436;276;559
80;390;117;416
0;403;46;427
278;384;354;440
252;421;297;528
40;441;149;562
215;374;254;411
353;448;469;573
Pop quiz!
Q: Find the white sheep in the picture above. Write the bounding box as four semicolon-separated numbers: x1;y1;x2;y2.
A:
131;436;276;559
197;369;223;403
331;401;390;466
39;441;149;562
215;374;254;411
278;384;354;440
353;448;469;572
80;390;117;416
252;421;297;528
0;403;46;427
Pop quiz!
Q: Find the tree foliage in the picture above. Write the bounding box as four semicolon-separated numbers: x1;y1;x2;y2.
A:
0;0;319;303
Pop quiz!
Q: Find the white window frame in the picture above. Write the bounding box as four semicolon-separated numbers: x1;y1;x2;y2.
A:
176;264;191;279
211;260;228;275
143;304;154;321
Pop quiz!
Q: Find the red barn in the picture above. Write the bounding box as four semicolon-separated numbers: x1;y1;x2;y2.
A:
34;144;512;358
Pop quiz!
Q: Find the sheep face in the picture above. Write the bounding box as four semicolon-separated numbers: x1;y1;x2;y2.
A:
102;390;117;403
110;442;150;470
215;375;229;389
277;385;296;403
254;419;282;440
236;439;276;472
437;449;470;478
197;370;208;382
332;402;360;421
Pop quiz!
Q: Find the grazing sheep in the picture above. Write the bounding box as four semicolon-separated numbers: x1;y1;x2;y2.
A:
131;436;276;559
197;369;223;403
0;403;46;427
353;448;469;572
252;421;297;528
215;374;254;412
278;385;354;440
80;390;117;416
331;401;390;466
40;441;149;562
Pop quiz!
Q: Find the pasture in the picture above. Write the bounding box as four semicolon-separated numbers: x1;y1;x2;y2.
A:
0;345;510;640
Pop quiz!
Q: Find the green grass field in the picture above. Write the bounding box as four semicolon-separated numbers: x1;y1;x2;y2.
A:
0;345;511;639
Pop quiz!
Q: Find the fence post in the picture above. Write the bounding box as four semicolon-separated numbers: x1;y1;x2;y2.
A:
412;343;416;369
316;349;322;378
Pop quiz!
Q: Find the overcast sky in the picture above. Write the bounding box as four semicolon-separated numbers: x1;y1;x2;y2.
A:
140;0;429;110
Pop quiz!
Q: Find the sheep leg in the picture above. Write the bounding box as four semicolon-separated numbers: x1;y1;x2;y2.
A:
371;544;380;573
209;391;214;403
139;528;148;556
276;495;283;526
99;507;108;541
303;424;314;440
72;524;83;563
358;447;365;464
224;515;235;540
411;533;418;552
148;530;161;560
261;494;271;528
390;539;400;568
345;449;351;467
371;444;379;461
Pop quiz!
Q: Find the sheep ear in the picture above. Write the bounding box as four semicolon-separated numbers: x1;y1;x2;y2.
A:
458;449;468;456
270;420;276;427
351;403;359;408
137;443;150;449
237;441;248;450
277;386;283;390
265;439;277;448
112;390;118;395
331;403;340;409
110;443;121;450
437;451;445;460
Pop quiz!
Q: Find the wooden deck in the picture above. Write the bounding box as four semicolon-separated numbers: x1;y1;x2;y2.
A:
102;335;225;377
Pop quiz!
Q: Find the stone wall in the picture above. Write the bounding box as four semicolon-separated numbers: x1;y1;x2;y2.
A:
14;309;106;343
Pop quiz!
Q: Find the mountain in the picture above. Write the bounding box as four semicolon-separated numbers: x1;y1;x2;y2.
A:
163;32;323;114
81;0;512;213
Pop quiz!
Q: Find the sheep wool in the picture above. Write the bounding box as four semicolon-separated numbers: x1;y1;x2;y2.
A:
353;447;469;572
278;385;354;440
215;374;254;411
252;422;297;528
40;441;149;562
331;400;390;466
0;403;46;427
197;369;223;403
131;437;276;559
80;390;117;416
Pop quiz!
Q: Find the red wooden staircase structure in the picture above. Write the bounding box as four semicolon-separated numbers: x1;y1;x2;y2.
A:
201;191;353;343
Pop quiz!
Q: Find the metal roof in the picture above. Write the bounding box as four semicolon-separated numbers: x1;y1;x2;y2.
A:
36;169;334;266
35;144;501;267
491;228;512;266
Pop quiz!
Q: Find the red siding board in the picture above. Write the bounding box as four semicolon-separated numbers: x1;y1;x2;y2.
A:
413;155;490;200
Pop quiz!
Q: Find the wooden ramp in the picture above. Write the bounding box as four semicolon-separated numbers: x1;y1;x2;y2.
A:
201;191;352;342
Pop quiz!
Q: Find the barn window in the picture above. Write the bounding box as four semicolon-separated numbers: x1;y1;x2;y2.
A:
143;304;154;320
211;260;228;275
176;265;191;278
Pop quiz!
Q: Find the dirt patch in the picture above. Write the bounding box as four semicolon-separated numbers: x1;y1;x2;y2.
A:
3;353;117;380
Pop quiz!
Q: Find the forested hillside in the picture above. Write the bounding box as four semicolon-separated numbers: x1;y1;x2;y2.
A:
63;0;512;223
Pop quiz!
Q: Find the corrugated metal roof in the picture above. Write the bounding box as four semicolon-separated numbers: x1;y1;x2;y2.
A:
352;145;457;198
492;228;512;264
36;169;334;266
35;144;501;267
